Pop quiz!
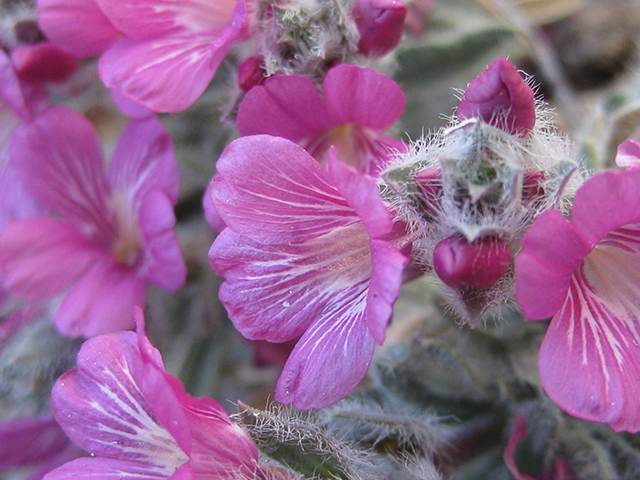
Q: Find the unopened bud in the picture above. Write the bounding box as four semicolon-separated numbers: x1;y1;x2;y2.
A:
415;165;442;219
433;235;512;289
11;42;79;84
522;170;545;201
238;55;267;92
352;0;407;57
457;57;535;137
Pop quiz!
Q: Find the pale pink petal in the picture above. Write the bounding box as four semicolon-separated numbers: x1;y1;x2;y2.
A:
51;331;191;468
110;88;154;118
0;415;71;468
211;221;373;343
10;106;113;232
211;136;358;244
0;50;30;120
0;218;102;302
202;182;226;232
108;116;179;204
0;162;45;233
95;0;240;37
571;168;640;246
540;259;640;432
55;257;146;337
137;191;186;291
43;457;191;480
615;139;640;168
515;209;592;320
236;75;332;140
99;31;237;112
322;64;406;131
37;0;120;58
275;288;375;409
365;239;407;344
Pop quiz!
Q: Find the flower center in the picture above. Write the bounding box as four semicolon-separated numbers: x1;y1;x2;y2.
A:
110;190;142;268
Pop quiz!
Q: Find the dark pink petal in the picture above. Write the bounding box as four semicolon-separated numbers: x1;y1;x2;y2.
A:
322;64;406;132
37;0;120;58
457;57;535;137
51;331;191;467
100;33;224;113
237;55;266;92
137;191;186;291
176;391;260;479
211;223;372;342
540;259;640;432
515;209;592;320
12;43;80;84
55;257;146;337
0;415;71;468
0;218;101;302
275;287;375;409
95;0;239;38
503;415;537;480
236;75;331;140
108;115;179;204
616;139;640;168
43;457;191;480
571;168;640;246
211;136;358;244
352;0;407;57
10;106;113;234
365;239;408;344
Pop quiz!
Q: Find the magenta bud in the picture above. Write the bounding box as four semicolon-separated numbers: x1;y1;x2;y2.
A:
433;235;512;289
457;57;535;137
415;165;442;218
11;42;79;84
352;0;407;57
238;55;267;92
522;170;545;201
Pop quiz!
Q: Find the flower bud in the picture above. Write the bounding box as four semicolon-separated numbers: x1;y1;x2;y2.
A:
433;235;512;289
11;42;79;84
415;165;442;219
351;0;407;57
457;57;535;137
238;55;267;92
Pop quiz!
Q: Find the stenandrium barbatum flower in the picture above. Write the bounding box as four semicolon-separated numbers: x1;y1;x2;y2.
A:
380;57;582;323
514;139;640;433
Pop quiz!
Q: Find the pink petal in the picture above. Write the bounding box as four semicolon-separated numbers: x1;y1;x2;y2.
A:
352;0;407;57
210;135;358;244
108;115;179;204
55;257;147;337
515;209;592;320
43;457;191;480
571;168;640;246
0;217;102;302
236;75;331;140
211;223;372;342
99;30;239;112
0;415;71;468
51;331;191;468
275;288;375;409
110;88;154;118
365;239;407;344
10;106;113;232
95;0;240;38
137;191;186;291
322;64;406;131
615;139;640;168
37;0;120;58
0;50;30;120
503;415;537;480
11;42;80;84
540;261;640;432
203;181;226;232
177;392;259;479
457;57;535;137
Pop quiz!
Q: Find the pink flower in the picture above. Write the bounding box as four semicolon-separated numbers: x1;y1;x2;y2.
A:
209;135;409;409
0;106;186;338
37;0;249;112
43;309;298;480
515;159;640;432
236;64;407;175
351;0;407;57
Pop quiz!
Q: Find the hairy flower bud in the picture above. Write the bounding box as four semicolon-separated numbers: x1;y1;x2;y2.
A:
351;0;407;57
433;235;512;289
457;57;535;137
